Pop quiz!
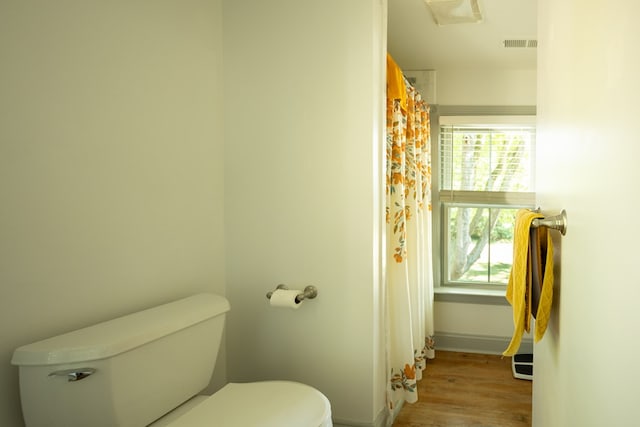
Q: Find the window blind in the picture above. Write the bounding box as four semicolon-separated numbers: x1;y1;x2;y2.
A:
439;124;536;193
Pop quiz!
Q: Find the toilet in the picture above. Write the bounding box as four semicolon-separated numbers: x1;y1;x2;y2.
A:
11;293;332;427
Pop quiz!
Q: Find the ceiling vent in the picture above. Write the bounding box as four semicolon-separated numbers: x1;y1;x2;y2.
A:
503;39;537;48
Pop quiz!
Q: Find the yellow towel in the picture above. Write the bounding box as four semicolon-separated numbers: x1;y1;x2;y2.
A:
503;209;555;356
386;53;408;112
534;226;554;342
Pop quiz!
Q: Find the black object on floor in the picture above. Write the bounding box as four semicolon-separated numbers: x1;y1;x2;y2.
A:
512;353;533;381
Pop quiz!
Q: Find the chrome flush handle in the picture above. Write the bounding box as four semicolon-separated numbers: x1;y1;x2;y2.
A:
48;368;96;382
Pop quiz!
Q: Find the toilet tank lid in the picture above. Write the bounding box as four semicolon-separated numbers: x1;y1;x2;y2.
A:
11;293;230;366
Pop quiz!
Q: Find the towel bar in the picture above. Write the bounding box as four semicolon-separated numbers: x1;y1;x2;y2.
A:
531;209;567;235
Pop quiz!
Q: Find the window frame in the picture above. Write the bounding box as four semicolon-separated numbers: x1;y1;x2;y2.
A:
430;106;537;302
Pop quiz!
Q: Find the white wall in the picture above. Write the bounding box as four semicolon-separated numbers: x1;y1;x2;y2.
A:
435;302;516;337
0;2;226;425
535;1;640;425
222;0;386;424
436;68;537;105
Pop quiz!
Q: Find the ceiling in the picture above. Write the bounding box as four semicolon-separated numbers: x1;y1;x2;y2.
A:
387;0;537;71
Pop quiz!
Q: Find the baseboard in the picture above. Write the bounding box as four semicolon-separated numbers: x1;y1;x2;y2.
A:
374;406;389;427
332;418;375;427
435;331;533;355
333;406;389;427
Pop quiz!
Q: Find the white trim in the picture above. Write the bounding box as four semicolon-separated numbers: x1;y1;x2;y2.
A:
439;115;536;126
435;332;533;355
332;405;389;427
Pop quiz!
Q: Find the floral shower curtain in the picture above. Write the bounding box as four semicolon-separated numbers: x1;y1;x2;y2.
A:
385;54;435;414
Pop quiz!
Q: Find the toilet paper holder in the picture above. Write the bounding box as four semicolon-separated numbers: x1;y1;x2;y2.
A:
266;284;318;303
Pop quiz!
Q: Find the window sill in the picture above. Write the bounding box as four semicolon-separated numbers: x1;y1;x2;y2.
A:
435;286;508;305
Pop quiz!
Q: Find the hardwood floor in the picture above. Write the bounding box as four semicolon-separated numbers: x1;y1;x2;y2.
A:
392;351;532;427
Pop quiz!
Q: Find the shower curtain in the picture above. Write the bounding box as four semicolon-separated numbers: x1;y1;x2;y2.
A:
385;54;435;414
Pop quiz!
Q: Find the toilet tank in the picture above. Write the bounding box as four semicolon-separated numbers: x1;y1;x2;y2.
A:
11;293;230;427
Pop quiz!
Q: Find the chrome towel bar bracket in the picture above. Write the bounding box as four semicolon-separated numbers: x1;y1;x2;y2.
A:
532;209;567;236
266;284;318;303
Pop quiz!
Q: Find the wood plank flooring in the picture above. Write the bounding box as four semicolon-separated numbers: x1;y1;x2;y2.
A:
392;351;532;427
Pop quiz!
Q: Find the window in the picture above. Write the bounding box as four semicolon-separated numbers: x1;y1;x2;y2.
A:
436;115;536;290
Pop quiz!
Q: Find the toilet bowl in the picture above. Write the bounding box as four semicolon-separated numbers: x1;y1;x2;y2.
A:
153;381;332;427
11;294;332;427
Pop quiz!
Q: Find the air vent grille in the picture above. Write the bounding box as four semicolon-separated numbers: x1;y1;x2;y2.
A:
503;39;537;48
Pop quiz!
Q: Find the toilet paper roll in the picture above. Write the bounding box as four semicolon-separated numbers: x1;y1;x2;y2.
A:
269;289;303;309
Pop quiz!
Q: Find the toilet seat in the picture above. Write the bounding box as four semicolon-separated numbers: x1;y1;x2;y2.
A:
165;381;332;427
